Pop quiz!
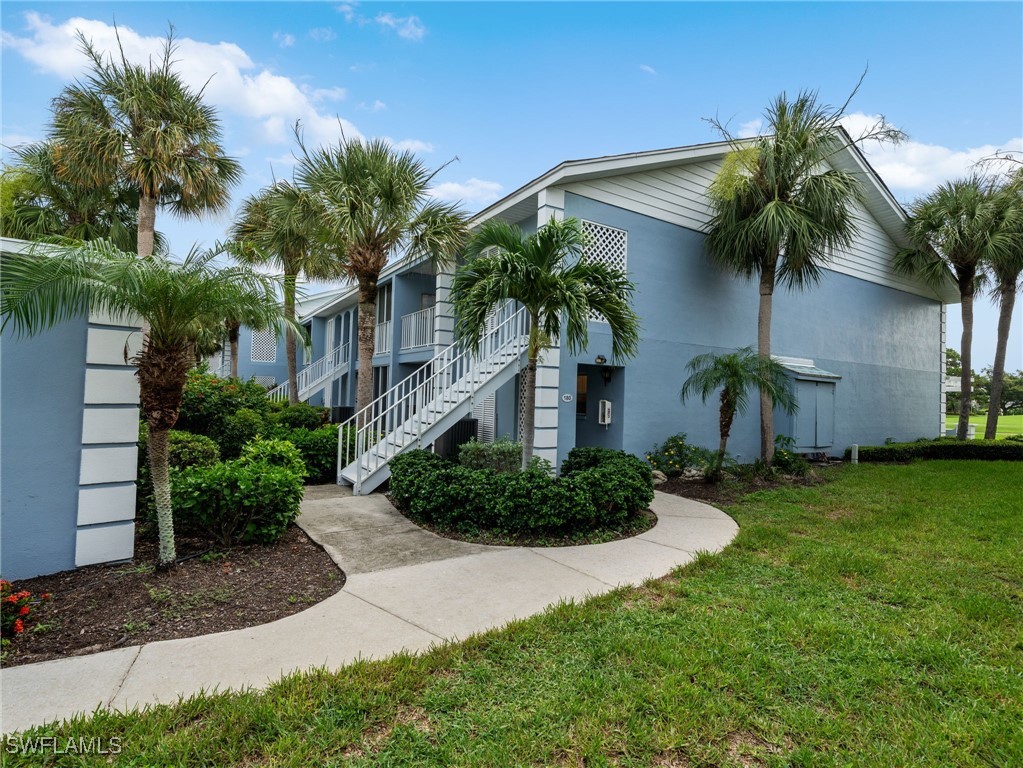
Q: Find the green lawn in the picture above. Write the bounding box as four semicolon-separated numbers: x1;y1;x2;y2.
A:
8;462;1022;767
946;413;1023;438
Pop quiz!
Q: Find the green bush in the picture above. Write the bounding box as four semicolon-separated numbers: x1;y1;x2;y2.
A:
174;371;271;441
137;424;222;520
1005;434;1023;444
773;435;811;477
390;447;654;536
240;438;307;479
271;403;327;431
644;433;705;477
217;408;266;459
844;438;1023;463
172;459;304;546
458;438;522;473
286;424;343;484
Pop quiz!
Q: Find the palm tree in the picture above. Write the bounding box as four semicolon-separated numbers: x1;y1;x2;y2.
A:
894;176;1011;439
1;142;163;253
984;172;1023;439
705;88;902;464
452;217;641;468
229;181;341;403
294;134;468;414
1;241;300;567
47;28;241;258
680;347;798;480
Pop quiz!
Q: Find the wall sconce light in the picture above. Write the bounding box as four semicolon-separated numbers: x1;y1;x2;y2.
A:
594;355;607;365
600;366;614;385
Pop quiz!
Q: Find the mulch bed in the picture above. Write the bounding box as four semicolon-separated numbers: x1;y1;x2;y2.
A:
659;465;838;505
3;525;344;668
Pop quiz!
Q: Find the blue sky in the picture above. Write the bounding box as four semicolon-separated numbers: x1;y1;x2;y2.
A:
2;2;1021;369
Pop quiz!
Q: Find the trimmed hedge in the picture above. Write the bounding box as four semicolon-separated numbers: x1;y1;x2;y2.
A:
389;446;653;536
270;403;327;431
137;425;222;519
458;438;522;473
844;438;1023;463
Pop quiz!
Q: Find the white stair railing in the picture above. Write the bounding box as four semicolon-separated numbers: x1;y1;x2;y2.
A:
338;301;527;493
400;306;436;350
267;342;350;403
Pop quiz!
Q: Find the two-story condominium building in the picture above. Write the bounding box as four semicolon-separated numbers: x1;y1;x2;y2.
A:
225;137;957;494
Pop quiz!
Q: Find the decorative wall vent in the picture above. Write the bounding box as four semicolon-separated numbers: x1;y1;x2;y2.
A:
252;376;277;389
251;329;277;363
581;220;628;322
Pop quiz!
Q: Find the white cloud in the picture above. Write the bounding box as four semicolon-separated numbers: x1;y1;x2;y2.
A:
359;99;387;112
639;64;656;75
375;13;426;41
2;13;362;150
337;3;358;23
273;31;295;48
308;86;347;103
309;27;337;42
388;138;433;153
840;112;1023;195
737;118;762;138
1;131;37;148
349;62;375;73
430;178;503;206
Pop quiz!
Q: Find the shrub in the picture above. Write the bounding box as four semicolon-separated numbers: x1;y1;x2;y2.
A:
844;438;1023;463
271;403;327;431
240;438;307;479
1;580;52;643
773;435;811;477
1005;434;1023;444
217;408;266;459
458;438;522;473
286;424;343;484
175;371;271;440
645;433;703;477
172;459;304;546
390;448;654;537
137;425;222;520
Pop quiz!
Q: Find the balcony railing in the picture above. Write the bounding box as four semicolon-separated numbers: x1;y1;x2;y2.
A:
374;321;392;355
400;306;435;351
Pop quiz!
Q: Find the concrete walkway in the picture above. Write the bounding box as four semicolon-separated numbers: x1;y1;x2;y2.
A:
0;489;737;733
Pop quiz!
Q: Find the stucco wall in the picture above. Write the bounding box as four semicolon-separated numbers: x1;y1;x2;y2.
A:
557;192;942;464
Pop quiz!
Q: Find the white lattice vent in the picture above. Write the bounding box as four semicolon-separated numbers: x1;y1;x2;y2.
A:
517;373;528;442
252;376;277;389
251;329;277;362
581;220;628;322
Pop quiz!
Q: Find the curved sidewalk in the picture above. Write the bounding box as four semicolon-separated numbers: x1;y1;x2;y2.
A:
0;490;737;733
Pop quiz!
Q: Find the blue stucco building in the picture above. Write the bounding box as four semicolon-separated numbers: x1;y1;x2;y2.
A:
229;138;955;494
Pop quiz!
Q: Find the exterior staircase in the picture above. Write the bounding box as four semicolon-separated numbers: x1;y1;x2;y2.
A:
266;342;350;403
338;303;529;494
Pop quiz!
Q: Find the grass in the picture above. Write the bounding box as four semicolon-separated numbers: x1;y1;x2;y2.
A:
946;413;1023;438
6;462;1022;766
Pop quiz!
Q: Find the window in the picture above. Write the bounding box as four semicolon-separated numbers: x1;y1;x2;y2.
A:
581;220;628;322
251;329;277;362
373;366;389;399
576;374;588;418
421;293;436;311
376;285;392;324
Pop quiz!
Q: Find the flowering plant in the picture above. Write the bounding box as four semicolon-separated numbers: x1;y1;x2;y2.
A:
1;579;51;640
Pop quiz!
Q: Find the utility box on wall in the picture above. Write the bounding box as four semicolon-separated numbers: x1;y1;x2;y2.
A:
774;357;841;454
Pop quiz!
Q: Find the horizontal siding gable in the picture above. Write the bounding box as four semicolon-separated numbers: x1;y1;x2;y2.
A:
560;158;943;301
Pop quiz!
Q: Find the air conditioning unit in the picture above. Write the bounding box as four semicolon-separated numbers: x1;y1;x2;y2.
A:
598;399;612;426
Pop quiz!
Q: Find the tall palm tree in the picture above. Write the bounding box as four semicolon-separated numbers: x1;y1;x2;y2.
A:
894;176;1011;439
984;172;1023;439
705;89;902;464
452;217;641;468
680;347;798;480
1;142;163;253
48;28;241;258
229;181;341;403
1;241;300;567
294;134;468;414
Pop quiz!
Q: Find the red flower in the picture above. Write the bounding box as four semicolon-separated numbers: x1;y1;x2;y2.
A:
41;593;52;600
18;606;30;616
13;619;24;634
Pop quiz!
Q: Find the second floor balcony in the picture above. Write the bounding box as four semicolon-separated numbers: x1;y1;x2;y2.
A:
399;306;435;351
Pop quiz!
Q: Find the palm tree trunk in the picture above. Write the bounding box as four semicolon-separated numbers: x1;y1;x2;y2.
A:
228;322;240;378
757;263;777;464
356;276;377;419
137;194;158;258
148;426;176;567
957;289;975;440
714;391;735;481
520;353;538;471
284;273;299;406
985;282;1016;439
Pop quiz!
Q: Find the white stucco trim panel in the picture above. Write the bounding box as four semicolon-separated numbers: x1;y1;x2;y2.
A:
86;327;142;365
84;369;140;404
79;446;138;485
76;522;135;567
78;485;138;526
82;407;141;444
